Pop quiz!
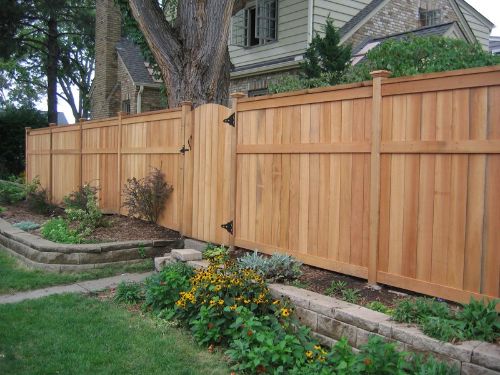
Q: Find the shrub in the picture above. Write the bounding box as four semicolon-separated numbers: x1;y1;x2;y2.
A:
325;280;347;296
392;297;450;324
63;184;98;211
114;281;144;304
13;220;40;231
122;167;173;223
366;301;392;315
421;317;464;342
25;177;55;215
342;36;500;84
0;206;5;213
202;244;229;263
0;180;25;204
342;288;361;304
64;184;104;236
144;262;194;313
40;218;82;244
237;251;302;282
457;298;499;342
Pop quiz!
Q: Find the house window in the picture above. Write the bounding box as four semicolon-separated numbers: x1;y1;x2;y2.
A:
248;88;268;97
419;7;441;27
232;0;277;47
122;99;130;114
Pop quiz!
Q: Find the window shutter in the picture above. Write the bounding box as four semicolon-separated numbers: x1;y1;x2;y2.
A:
231;9;248;47
256;0;277;42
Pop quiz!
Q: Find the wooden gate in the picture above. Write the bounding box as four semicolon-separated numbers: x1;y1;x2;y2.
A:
182;103;234;245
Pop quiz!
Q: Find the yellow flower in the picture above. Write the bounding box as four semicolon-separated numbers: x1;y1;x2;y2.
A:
218;299;224;305
314;345;321;351
214;285;221;292
281;308;290;317
209;300;216;306
305;350;313;358
230;304;237;311
272;300;280;305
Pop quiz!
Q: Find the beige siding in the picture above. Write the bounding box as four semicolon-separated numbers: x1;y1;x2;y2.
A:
229;0;309;68
313;0;372;34
457;1;492;50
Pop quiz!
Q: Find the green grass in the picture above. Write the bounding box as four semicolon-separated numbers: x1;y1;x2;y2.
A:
0;294;230;375
0;248;154;295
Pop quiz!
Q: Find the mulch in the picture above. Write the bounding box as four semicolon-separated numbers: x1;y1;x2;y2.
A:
0;201;179;243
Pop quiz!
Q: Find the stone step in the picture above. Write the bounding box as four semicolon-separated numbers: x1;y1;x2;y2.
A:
154;255;175;271
186;259;210;270
171;248;203;262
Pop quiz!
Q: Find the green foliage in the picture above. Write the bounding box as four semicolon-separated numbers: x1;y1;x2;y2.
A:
393;297;451;324
301;18;351;84
202;244;229;263
366;301;392;315
394;297;499;343
114;281;144;304
40;218;82;244
0;106;46;178
0;206;5;213
412;355;460;375
341;288;361;304
143;262;194;313
325;280;347;296
25;177;55;215
13;221;40;231
457;298;500;342
238;250;302;282
122;167;173;223
138;244;146;259
0;180;25;204
64;185;104;236
342;36;500;83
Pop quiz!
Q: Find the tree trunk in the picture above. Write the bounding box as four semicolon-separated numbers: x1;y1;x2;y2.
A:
47;13;59;123
128;0;235;108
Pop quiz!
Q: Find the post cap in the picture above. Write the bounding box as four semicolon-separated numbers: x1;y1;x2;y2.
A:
180;100;192;107
230;92;246;99
49;123;57;127
370;70;391;78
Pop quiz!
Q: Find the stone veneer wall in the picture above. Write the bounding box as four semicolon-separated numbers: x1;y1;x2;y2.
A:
0;218;183;272
269;284;500;375
346;0;460;49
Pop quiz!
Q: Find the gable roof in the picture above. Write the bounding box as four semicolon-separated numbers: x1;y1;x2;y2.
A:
351;22;465;64
116;38;160;86
339;0;479;45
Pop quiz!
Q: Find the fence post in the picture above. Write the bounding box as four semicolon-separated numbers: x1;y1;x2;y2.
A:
48;123;56;203
180;101;193;236
25;127;31;183
368;70;391;285
79;118;85;187
117;112;123;213
229;92;246;250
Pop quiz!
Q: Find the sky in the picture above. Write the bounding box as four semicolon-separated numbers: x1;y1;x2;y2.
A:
40;0;500;124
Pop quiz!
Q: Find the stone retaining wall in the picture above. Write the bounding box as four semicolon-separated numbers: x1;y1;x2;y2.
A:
0;218;183;272
269;284;500;375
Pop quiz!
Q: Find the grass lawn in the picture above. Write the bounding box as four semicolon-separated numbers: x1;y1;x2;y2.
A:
0;293;230;375
0;248;154;295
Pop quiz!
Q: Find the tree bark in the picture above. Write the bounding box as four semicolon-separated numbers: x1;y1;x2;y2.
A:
46;12;59;123
128;0;238;108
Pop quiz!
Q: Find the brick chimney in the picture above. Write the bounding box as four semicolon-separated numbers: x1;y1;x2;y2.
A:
90;0;121;119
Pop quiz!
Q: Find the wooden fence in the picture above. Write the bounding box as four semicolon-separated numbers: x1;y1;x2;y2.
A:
26;65;500;304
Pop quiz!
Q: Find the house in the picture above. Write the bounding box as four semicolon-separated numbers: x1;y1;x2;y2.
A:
491;36;500;55
90;0;494;119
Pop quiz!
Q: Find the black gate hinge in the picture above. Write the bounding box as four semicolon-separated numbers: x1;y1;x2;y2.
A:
179;145;189;154
223;113;235;127
221;220;233;235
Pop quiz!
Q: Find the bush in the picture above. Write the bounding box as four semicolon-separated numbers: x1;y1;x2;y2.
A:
122;167;173;223
114;281;144;304
392;297;451;324
64;184;104;236
457;298;499;342
0;206;5;213
238;251;302;282
0;180;25;204
25;177;55;215
13;221;40;231
40;218;82;244
144;262;194;313
342;36;500;84
325;280;347;296
366;301;392;315
202;244;229;263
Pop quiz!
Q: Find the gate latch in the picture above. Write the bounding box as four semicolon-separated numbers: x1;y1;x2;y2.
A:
179;145;189;154
221;220;233;235
223;113;235;127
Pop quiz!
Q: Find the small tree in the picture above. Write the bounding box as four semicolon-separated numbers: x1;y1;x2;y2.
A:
301;18;352;84
122;167;173;224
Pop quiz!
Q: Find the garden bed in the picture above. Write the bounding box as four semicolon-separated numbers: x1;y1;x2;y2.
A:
0;201;178;243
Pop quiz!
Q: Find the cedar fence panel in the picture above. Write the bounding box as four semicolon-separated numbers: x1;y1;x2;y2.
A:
26;65;500;304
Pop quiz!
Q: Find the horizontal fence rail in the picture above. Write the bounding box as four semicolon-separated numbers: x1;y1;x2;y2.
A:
26;65;500;304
